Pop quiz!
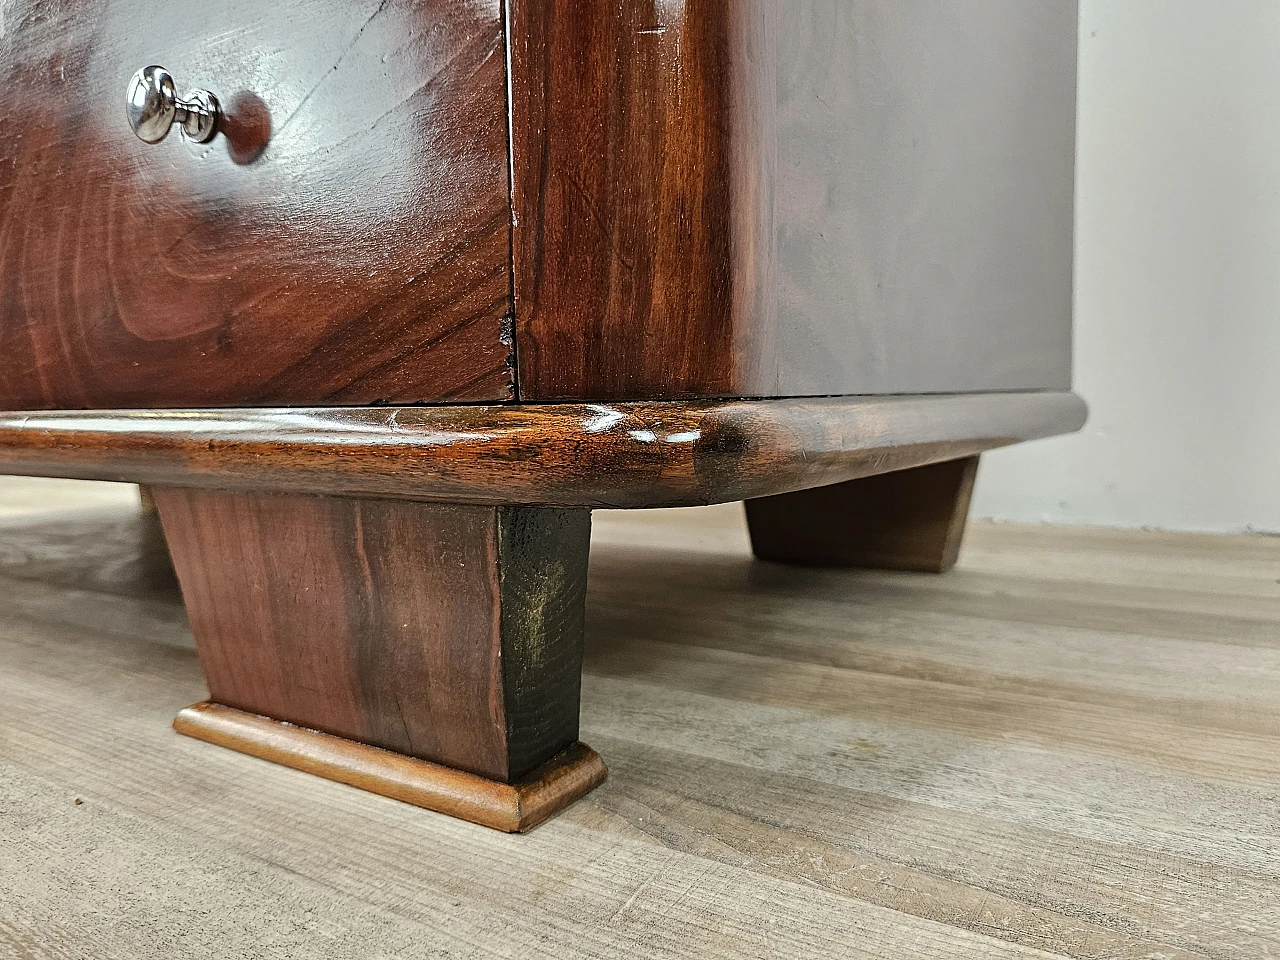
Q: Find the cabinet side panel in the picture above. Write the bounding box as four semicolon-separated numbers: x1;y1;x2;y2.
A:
773;0;1077;394
510;0;1076;400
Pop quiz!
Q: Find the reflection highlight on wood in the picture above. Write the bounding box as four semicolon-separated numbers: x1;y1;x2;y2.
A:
0;393;1086;508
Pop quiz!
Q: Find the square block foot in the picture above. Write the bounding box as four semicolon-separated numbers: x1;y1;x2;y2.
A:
174;702;607;832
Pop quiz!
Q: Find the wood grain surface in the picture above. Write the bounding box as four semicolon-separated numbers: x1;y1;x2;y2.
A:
174;702;607;832
1;487;1278;956
746;456;980;572
509;0;1077;400
153;489;591;782
0;0;513;408
0;392;1087;507
509;0;763;399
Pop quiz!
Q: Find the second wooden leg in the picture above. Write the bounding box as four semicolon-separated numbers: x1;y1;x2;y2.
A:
152;489;603;831
744;456;981;573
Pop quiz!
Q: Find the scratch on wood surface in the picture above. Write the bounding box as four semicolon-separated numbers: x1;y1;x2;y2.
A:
274;0;393;138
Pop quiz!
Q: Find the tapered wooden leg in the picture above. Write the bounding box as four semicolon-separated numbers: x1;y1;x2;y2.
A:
744;456;980;573
151;489;604;831
136;484;178;587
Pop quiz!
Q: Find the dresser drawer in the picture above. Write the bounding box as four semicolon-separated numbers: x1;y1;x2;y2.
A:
0;0;512;408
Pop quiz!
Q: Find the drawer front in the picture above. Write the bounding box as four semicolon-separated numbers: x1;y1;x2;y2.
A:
0;0;512;408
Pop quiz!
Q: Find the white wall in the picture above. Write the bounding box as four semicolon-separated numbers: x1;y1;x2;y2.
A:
972;0;1280;534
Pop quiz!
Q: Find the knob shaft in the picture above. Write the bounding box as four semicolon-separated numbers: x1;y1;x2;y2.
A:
126;66;220;144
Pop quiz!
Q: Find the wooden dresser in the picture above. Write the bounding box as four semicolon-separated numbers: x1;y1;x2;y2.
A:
0;0;1084;830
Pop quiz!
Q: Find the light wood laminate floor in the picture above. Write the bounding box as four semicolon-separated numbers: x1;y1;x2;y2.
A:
0;477;1277;959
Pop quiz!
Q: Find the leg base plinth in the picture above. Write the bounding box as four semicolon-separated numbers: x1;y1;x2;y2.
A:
174;702;607;832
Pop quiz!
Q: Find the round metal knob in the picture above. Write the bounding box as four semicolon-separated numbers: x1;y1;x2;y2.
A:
126;66;220;144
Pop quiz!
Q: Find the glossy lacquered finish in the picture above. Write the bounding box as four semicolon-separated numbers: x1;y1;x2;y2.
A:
0;392;1087;508
0;0;512;408
510;0;1077;400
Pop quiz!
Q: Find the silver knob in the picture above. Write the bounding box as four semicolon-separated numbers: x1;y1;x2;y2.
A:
126;65;220;144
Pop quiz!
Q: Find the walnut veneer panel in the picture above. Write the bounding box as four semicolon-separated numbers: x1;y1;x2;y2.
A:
0;0;512;408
